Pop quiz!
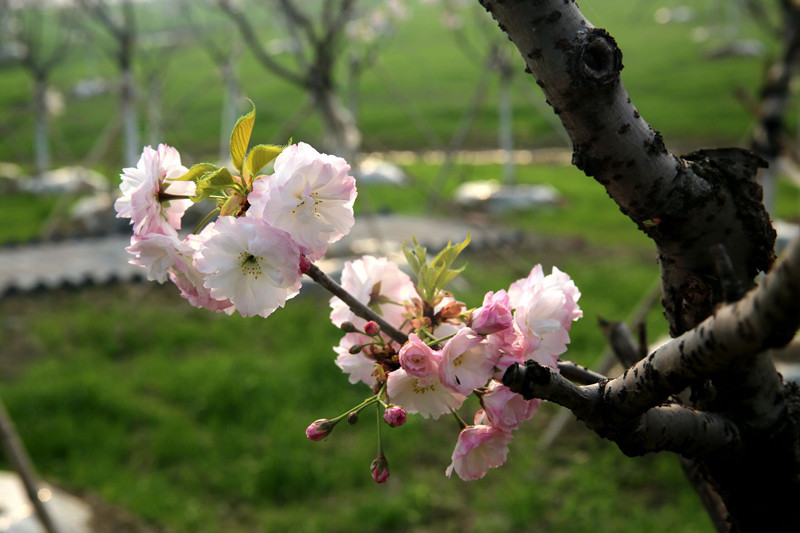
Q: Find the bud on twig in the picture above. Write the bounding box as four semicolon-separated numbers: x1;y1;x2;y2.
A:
348;412;359;425
305;419;334;441
370;454;390;484
383;405;407;427
364;321;380;336
341;321;358;333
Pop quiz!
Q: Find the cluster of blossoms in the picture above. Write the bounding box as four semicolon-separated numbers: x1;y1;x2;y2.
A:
316;248;582;481
115;107;357;318
117;104;582;484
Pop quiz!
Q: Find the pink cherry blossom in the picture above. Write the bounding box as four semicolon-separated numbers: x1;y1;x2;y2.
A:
509;265;582;368
333;332;378;388
386;369;466;419
126;232;186;283
438;328;494;395
398;334;440;377
126;231;232;312
445;425;514;481
191;216;302;318
247;142;356;261
115;144;195;236
480;380;541;432
469;289;513;335
383;405;407;427
329;255;416;330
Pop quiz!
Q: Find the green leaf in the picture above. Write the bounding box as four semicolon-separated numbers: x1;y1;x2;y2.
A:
401;235;470;303
244;144;283;179
174;162;220;182
230;101;256;173
193;167;236;203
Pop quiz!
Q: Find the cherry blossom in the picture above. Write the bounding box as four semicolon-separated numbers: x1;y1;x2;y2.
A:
510;265;583;368
469;289;513;335
438;328;494;395
333;332;379;388
386;369;466;419
480;380;541;432
115;144;195;236
329;255;416;330
191;216;302;318
445;425;514;481
398;334;440;377
247;142;356;261
126;232;186;283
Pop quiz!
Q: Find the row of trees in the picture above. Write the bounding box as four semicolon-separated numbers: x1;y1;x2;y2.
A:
0;0;414;176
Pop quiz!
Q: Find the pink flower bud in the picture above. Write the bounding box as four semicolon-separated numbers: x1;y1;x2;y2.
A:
383;405;407;427
370;455;390;484
364;321;380;336
305;419;333;441
469;290;513;336
299;255;311;274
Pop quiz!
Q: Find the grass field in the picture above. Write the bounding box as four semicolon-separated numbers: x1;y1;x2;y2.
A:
1;0;798;531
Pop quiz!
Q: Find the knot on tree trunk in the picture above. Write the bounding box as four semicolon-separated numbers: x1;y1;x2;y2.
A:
570;28;624;89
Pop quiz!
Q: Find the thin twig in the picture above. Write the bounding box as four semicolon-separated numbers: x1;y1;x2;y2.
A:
304;263;408;345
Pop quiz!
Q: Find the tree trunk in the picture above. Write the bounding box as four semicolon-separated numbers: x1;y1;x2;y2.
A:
479;1;799;529
120;67;139;166
32;74;51;178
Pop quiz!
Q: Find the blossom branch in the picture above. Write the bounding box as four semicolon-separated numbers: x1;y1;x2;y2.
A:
304;263;409;345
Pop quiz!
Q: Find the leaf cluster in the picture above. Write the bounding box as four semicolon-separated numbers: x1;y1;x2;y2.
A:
402;234;470;303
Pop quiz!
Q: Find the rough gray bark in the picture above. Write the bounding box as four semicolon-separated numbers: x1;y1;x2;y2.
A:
481;1;800;530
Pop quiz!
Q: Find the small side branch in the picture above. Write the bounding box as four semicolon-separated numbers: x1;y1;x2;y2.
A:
304;263;408;345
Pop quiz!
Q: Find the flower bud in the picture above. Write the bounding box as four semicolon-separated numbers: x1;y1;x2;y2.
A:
340;321;357;333
364;321;380;336
305;419;333;441
348;412;359;425
370;454;390;484
383;405;407;427
299;255;311;274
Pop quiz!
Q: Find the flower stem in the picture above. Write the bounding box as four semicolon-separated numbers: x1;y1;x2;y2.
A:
304;263;409;345
192;206;221;235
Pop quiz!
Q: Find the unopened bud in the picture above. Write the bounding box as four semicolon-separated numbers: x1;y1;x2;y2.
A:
305;419;333;441
383;405;407;427
349;344;365;354
370;454;390;484
364;321;380;336
341;321;357;333
348;412;359;425
299;255;311;274
439;301;464;320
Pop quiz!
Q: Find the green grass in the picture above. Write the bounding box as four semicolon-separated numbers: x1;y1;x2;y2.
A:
0;253;708;532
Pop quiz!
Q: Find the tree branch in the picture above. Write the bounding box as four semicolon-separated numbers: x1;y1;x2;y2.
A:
603;236;800;419
304;263;409;346
217;0;306;87
504;360;741;458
